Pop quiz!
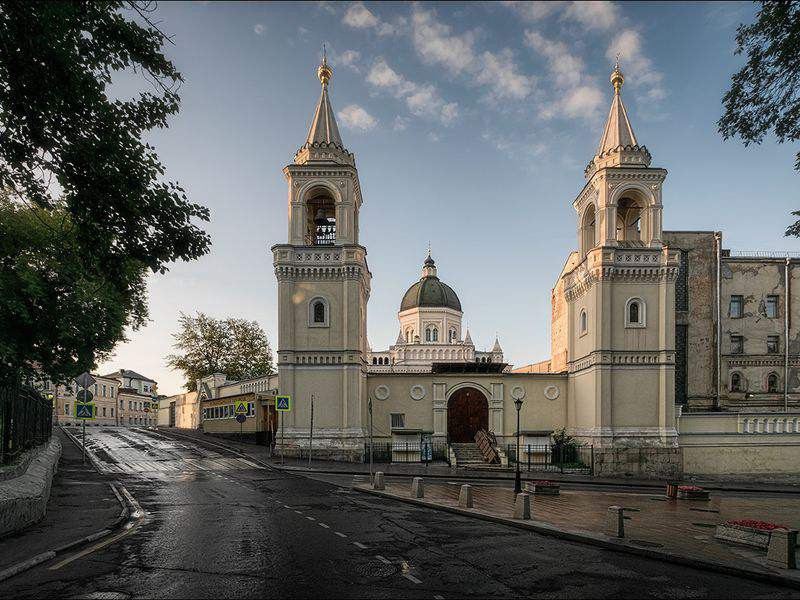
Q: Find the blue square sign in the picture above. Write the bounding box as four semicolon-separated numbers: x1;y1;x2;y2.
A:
275;395;291;412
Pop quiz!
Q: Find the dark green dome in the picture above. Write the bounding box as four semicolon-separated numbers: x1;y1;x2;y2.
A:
400;258;462;312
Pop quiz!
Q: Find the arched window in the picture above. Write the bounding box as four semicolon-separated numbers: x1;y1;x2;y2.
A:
449;328;457;343
579;309;588;335
372;357;377;365
309;297;329;327
625;298;645;328
305;188;336;246
405;329;413;343
731;372;743;392
425;327;432;342
432;327;438;342
768;372;779;393
581;204;597;256
616;196;644;242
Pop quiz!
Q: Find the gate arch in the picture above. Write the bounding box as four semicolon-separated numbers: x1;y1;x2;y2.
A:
447;387;489;443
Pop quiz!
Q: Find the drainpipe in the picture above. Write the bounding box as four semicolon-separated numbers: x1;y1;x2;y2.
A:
785;258;790;412
714;232;722;410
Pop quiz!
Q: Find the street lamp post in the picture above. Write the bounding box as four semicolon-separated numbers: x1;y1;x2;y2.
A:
514;397;523;494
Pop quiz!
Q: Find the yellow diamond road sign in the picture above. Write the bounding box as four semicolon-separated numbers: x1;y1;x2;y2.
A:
234;401;248;415
275;395;291;412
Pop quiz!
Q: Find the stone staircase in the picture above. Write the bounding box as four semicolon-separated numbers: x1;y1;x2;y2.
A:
450;442;492;467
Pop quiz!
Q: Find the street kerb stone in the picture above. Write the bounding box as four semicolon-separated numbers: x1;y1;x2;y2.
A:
373;471;385;490
767;529;797;570
458;484;473;508
514;493;531;520
411;477;424;498
606;506;624;538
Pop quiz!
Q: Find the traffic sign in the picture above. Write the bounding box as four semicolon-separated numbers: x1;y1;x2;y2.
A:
77;389;93;402
275;395;292;412
75;372;96;390
75;402;95;420
234;401;248;415
235;413;247;424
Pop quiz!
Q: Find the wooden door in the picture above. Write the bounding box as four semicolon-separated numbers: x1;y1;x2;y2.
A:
447;388;488;443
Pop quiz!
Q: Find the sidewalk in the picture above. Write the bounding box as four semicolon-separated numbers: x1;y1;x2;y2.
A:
358;480;800;587
0;429;122;572
156;428;800;495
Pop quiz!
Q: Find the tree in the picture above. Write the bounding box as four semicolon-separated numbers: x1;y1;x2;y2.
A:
166;313;276;391
718;2;800;236
0;2;210;382
0;192;148;383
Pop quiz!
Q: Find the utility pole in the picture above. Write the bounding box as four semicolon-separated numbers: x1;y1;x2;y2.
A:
368;397;373;478
280;408;285;465
308;394;314;467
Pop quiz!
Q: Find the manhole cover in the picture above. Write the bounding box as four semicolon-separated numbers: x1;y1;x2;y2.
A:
355;560;397;579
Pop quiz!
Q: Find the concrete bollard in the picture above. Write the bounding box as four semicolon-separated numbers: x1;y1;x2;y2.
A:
767;529;797;569
458;484;473;508
411;477;424;498
513;493;531;520
373;471;385;490
606;506;624;538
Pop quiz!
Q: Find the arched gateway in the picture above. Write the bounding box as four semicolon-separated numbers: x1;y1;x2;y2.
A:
447;387;489;443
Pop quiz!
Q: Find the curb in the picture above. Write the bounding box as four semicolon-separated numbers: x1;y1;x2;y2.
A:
354;485;800;590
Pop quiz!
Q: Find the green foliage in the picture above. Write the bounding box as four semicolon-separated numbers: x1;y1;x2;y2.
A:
551;427;579;464
718;2;800;236
166;313;275;391
0;2;210;381
0;193;148;383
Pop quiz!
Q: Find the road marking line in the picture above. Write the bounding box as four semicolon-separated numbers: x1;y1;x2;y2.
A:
403;573;422;584
305;516;315;521
353;542;368;549
375;555;391;564
434;595;445;599
318;523;330;529
294;510;303;514
284;504;292;509
335;532;347;538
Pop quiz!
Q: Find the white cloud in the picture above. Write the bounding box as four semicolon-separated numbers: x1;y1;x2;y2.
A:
524;30;583;88
337;104;378;131
564;1;620;31
343;2;404;36
427;132;440;143
606;29;665;101
561;85;604;119
500;1;565;22
334;49;361;71
392;115;409;131
366;59;458;125
253;23;265;35
478;49;535;101
411;5;476;75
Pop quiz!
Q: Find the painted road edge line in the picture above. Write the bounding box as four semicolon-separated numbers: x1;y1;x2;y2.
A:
403;573;423;584
353;542;368;549
335;532;347;538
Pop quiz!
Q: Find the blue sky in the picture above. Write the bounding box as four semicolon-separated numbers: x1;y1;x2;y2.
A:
98;1;800;394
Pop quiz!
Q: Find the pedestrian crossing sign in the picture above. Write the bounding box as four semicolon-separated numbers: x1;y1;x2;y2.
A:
275;395;291;412
75;402;95;420
234;401;248;415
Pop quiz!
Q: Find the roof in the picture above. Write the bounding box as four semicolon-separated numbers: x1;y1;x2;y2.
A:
431;362;507;374
597;83;638;156
306;84;343;150
400;255;462;312
102;369;155;383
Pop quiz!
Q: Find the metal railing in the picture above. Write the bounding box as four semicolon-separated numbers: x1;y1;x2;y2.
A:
1;379;53;465
364;442;450;465
507;443;594;474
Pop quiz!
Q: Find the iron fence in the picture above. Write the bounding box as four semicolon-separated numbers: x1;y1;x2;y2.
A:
506;443;593;474
364;442;450;465
1;379;53;465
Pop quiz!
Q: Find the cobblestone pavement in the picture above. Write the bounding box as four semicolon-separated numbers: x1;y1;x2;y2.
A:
375;480;800;582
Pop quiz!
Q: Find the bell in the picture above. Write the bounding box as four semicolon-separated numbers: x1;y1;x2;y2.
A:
314;208;328;227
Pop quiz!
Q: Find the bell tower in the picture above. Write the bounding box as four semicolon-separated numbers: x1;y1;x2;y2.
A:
271;53;371;460
564;61;680;451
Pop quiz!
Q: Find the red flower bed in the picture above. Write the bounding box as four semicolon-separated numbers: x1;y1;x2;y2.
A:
724;519;788;531
678;485;703;491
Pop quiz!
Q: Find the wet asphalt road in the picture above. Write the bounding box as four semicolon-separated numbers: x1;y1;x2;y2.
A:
1;427;799;599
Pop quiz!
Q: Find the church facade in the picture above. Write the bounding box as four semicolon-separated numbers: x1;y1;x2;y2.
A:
270;57;800;475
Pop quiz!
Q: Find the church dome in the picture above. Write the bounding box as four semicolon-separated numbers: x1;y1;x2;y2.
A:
400;255;462;312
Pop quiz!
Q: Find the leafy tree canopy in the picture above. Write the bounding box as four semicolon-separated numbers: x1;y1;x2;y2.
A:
0;1;210;381
166;313;275;392
719;1;800;235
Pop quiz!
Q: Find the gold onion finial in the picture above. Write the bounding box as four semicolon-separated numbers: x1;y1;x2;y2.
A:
317;44;332;86
610;53;624;94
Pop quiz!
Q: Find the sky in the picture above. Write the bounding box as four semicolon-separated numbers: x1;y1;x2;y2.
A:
98;1;800;395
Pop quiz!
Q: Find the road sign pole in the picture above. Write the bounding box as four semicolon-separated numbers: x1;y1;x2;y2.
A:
280;410;284;465
82;412;86;464
368;397;373;478
308;394;314;467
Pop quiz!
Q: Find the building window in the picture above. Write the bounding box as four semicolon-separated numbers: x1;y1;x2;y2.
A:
425;327;432;342
405;329;413;343
625;298;645;328
579;309;588;336
449;328;457;343
309;297;329;327
765;295;779;318
390;413;405;429
730;295;743;318
731;372;743;392
767;335;780;354
111;408;114;417
768;372;780;393
110;387;114;398
64;403;70;415
432;327;438;342
675;250;689;311
102;384;107;397
102;407;107;417
730;335;744;354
